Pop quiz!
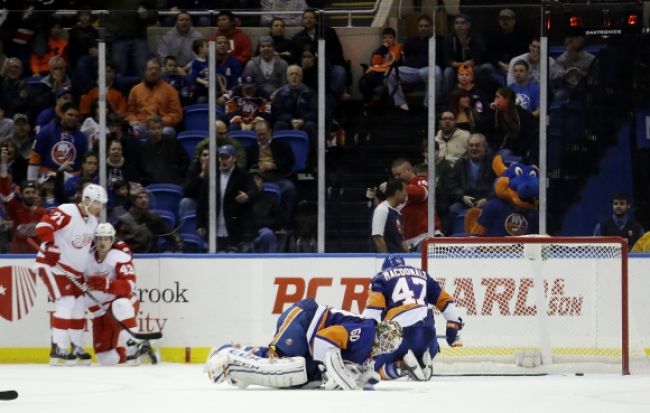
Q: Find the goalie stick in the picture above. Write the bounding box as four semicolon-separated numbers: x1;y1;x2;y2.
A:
0;390;18;400
27;238;162;341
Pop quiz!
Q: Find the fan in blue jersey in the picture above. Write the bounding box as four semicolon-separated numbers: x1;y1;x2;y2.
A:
362;254;464;381
204;298;402;390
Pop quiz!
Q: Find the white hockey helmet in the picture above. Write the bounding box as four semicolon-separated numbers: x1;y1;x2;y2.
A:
94;223;116;240
82;184;108;205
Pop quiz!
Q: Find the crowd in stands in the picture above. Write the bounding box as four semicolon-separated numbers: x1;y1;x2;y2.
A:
363;9;641;252
0;4;645;254
0;5;336;254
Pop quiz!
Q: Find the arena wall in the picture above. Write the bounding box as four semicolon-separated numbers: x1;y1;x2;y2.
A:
1;254;648;364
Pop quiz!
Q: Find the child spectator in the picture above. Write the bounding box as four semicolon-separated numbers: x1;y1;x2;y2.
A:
358;27;402;111
162;55;191;106
225;75;271;131
189;38;210;103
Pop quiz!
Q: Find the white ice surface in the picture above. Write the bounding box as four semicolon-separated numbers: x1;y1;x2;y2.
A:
1;363;650;413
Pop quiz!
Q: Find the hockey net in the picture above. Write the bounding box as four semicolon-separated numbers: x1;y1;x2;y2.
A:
422;236;650;375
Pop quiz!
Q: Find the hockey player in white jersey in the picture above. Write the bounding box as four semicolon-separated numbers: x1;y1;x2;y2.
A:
34;183;107;365
84;223;156;365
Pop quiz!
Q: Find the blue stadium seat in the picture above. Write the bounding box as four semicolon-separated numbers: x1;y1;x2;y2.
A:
150;209;176;230
177;130;207;158
179;211;198;235
183;104;224;131
228;130;257;148
178;211;206;252
181;233;207;252
145;184;183;218
272;130;309;172
262;182;281;205
451;212;467;237
114;75;140;95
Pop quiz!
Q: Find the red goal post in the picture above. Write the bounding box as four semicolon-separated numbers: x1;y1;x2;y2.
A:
420;236;640;375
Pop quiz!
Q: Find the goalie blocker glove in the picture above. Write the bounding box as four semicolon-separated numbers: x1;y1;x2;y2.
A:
446;317;464;347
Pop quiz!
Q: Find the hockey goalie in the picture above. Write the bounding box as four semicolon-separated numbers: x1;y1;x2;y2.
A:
204;298;403;390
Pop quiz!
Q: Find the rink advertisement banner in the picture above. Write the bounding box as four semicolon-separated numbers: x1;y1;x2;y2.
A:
1;255;649;352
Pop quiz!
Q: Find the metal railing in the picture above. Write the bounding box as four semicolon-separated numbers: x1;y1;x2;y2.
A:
51;2;382;28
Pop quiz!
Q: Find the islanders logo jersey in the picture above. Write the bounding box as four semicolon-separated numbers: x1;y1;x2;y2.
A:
479;201;539;236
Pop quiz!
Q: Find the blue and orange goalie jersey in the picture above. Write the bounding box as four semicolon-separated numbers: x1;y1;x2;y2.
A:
362;264;455;327
312;308;377;366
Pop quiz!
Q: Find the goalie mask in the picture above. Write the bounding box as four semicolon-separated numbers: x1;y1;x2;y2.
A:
371;320;403;357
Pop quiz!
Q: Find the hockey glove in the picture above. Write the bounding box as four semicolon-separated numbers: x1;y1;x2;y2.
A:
108;279;132;298
446;317;464;347
86;276;109;292
40;243;61;267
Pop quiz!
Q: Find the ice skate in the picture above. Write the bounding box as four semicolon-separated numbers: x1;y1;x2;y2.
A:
72;344;92;366
49;343;76;366
126;339;158;365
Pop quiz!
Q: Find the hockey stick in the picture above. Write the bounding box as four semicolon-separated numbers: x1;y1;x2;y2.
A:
0;390;18;400
54;264;162;340
27;238;162;341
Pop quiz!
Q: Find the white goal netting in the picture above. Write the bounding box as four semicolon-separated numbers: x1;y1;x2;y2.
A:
422;236;650;375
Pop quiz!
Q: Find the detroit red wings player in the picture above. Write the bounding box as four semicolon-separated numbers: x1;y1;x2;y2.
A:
34;183;107;365
84;223;156;365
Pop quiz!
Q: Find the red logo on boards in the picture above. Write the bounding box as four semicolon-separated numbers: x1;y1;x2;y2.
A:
0;266;38;322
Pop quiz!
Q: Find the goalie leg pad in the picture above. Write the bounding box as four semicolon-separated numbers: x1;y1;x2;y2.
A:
323;348;361;390
205;345;231;384
227;348;308;388
205;345;309;388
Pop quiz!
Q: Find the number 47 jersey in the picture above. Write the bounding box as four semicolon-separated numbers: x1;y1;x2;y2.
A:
361;264;458;327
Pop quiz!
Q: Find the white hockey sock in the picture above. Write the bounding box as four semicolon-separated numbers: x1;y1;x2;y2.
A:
96;350;120;366
52;328;70;351
69;328;84;348
118;330;131;352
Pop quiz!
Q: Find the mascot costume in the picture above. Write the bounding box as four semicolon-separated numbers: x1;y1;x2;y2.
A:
465;155;539;236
